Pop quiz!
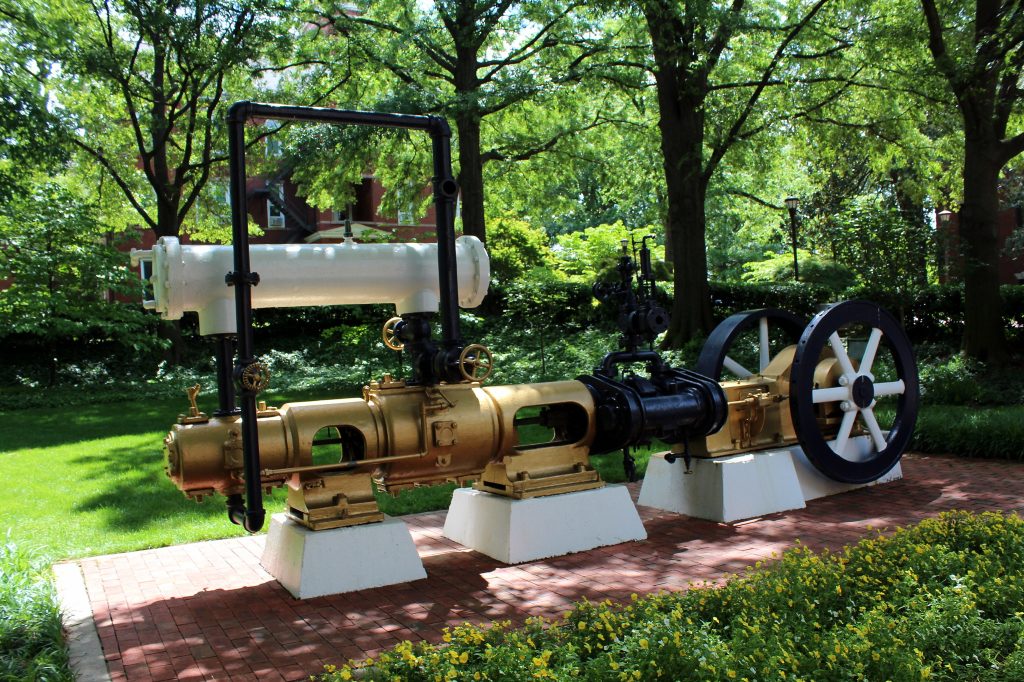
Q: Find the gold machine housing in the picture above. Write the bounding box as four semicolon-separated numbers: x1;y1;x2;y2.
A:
165;378;601;530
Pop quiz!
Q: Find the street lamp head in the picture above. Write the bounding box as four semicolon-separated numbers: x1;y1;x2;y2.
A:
784;196;800;211
937;209;953;224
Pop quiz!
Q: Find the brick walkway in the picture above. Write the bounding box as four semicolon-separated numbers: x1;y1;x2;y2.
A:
66;453;1024;682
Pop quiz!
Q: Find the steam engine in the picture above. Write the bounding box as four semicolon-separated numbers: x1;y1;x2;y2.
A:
137;102;919;535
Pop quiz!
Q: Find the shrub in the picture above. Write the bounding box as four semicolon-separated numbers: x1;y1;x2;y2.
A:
485;217;554;284
316;511;1024;681
0;539;71;681
910;405;1024;460
741;249;857;290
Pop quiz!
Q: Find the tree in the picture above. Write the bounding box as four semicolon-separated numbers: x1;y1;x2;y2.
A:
0;1;66;201
0;180;157;384
920;0;1022;361
32;0;294;238
313;0;609;243
630;0;849;345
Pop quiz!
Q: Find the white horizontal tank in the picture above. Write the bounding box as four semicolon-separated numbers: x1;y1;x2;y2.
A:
130;236;490;335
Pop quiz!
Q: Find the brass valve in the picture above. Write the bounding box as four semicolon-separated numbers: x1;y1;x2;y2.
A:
458;344;494;383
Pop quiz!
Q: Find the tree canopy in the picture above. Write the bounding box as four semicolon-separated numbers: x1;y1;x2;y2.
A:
1;0;1020;361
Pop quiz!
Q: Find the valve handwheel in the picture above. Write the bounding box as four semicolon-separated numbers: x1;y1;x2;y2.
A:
382;316;405;351
458;344;494;383
239;361;271;394
790;300;919;484
696;308;805;380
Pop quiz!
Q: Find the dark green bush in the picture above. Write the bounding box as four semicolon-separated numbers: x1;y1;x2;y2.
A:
910;405;1024;460
317;511;1024;681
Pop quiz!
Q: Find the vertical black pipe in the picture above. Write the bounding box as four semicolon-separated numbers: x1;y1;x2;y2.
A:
212;335;238;416
429;119;461;348
227;101;265;533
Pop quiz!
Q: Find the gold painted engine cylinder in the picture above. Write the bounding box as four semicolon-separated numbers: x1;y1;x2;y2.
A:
163;378;602;529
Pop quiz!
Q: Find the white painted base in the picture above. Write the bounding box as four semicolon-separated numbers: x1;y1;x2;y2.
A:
443;485;647;564
638;436;903;523
260;514;426;599
789;444;902;501
639;450;806;523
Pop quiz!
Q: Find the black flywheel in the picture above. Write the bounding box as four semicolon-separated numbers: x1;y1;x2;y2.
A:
790;300;919;484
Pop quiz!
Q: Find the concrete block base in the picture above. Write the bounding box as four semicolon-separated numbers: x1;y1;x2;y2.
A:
638;436;903;523
789;440;903;501
639;450;806;523
261;514;426;599
443;485;647;564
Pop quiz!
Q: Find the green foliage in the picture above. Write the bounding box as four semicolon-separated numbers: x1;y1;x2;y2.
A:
909;405;1024;460
741;249;857;290
803;198;932;291
552;222;666;283
484;216;554;283
316;511;1024;681
0;539;71;681
0;181;160;374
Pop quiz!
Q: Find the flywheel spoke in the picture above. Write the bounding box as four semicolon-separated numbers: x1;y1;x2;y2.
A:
873;380;905;397
722;355;753;379
758;317;770;372
829;332;856;377
813;386;849;404
860;408;888;451
833;409;857;457
860;328;882;374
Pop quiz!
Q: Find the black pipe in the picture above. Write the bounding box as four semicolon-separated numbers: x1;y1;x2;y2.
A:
212;335;238;417
227;105;265;533
429;122;461;347
224;101;463;533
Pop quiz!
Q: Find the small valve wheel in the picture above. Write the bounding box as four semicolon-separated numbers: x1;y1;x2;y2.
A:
239;361;271;393
458;344;494;383
382;317;405;351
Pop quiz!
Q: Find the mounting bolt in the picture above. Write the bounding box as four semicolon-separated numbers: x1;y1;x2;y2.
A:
840;401;853;412
838;375;850;386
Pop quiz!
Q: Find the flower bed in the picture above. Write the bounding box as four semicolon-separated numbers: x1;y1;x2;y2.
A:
317;511;1024;681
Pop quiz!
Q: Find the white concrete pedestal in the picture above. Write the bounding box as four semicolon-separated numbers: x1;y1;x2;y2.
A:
260;513;426;599
638;436;903;523
443;485;647;564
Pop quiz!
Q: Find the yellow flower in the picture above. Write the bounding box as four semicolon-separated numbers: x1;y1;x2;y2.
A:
639;639;649;650
727;670;737;679
340;671;352;681
578;621;588;631
460;652;469;664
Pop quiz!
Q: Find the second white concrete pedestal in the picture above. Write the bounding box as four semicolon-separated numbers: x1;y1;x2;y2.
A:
443;485;647;564
260;514;427;599
638;436;903;523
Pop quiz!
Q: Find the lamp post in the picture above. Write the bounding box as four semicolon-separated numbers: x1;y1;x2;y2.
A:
937;209;953;283
785;196;800;282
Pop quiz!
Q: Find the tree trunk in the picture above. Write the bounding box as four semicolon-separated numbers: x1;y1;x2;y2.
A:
960;136;1007;361
155;194;181;239
648;43;713;345
456;114;486;243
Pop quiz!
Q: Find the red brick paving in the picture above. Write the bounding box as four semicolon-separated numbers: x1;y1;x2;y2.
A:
74;453;1024;681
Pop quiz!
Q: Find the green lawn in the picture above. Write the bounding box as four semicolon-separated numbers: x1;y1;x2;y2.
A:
0;391;648;561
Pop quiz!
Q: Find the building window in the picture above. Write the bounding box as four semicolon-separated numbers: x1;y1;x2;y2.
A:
268;197;284;229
